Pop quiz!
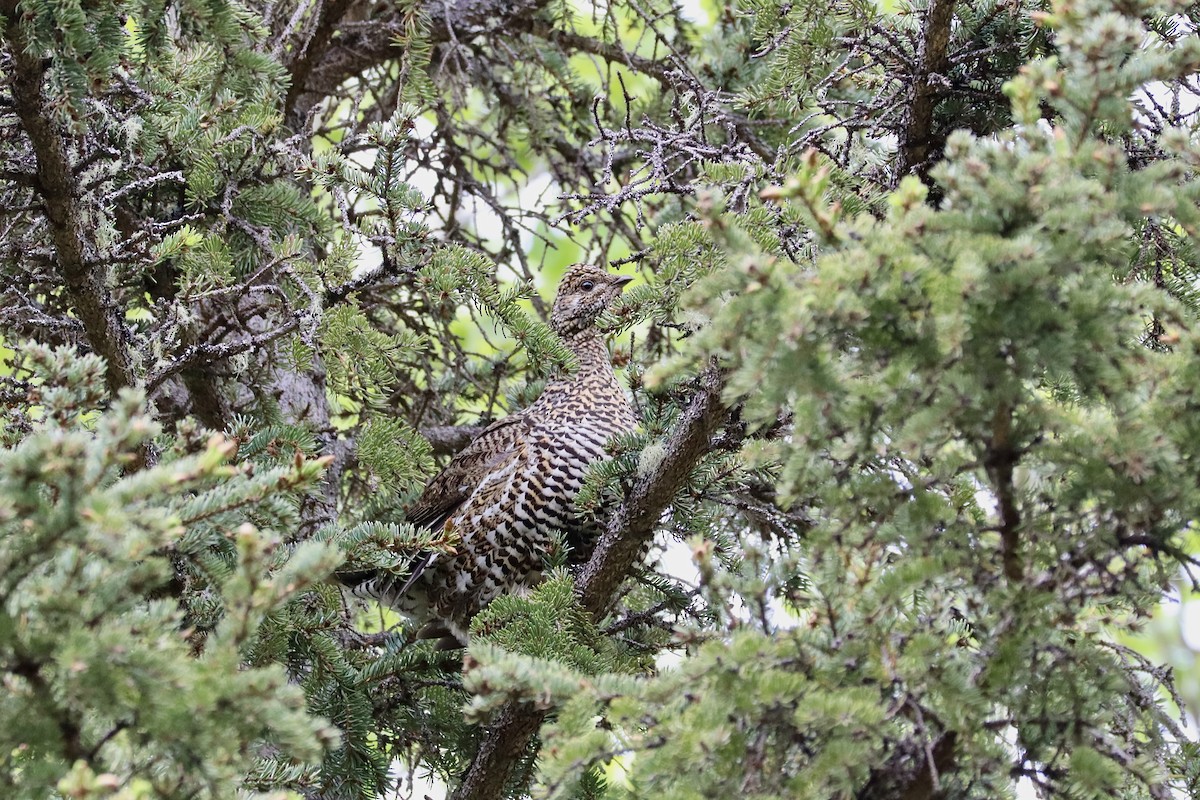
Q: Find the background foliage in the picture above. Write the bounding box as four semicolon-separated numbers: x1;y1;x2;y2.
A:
4;0;1200;798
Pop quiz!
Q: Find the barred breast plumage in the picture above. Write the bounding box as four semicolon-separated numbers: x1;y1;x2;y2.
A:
344;264;638;647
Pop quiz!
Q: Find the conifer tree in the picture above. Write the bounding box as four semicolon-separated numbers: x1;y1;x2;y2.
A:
4;0;1200;798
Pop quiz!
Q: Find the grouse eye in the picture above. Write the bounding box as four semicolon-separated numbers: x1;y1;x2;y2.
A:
580;280;595;291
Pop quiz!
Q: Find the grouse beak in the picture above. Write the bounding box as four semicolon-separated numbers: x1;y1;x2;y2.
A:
613;275;635;290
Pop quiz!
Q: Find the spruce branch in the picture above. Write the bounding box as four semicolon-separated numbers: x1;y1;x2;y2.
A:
896;0;957;184
301;0;552;102
0;286;86;347
516;18;678;86
984;401;1024;583
1;8;139;398
282;0;359;126
450;363;726;800
857;730;958;800
145;310;310;395
9;648;88;763
420;424;486;456
578;363;726;616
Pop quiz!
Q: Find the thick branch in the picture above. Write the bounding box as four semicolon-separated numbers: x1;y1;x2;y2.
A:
578;363;726;616
266;346;341;540
422;424;485;456
984;402;1023;583
857;731;958;800
10;650;87;763
519;18;676;84
302;0;550;101
897;0;957;182
450;363;726;800
2;13;139;396
282;0;359;127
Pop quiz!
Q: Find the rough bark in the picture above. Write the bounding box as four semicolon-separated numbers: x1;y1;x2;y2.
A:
271;357;343;539
450;363;727;800
577;364;726;616
282;0;361;128
2;8;139;398
422;424;486;456
857;732;958;800
298;0;551;106
896;0;957;184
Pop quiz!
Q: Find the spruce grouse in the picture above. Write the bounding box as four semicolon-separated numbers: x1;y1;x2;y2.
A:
346;264;638;646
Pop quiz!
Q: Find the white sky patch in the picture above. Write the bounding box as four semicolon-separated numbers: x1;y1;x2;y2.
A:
347;115;559;282
677;0;709;25
385;762;447;800
1183;598;1200;651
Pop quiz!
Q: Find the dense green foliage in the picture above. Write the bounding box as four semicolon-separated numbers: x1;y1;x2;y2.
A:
4;0;1200;798
1;347;341;798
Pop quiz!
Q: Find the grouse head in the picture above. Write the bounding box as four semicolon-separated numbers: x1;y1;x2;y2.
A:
550;263;634;335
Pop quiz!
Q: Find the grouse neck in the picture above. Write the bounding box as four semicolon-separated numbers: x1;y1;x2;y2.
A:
533;327;633;426
562;330;612;376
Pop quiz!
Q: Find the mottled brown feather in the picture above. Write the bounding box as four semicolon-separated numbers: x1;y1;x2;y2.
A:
403;415;531;532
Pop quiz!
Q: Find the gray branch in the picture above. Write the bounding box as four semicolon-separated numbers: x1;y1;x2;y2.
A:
282;0;361;127
301;0;550;101
578;364;726;616
2;8;140;397
421;424;486;456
